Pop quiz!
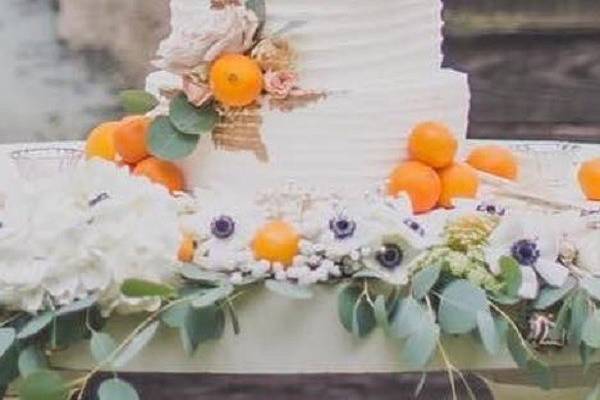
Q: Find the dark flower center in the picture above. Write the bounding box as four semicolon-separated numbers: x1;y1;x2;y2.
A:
329;216;357;240
376;244;404;271
403;218;425;237
211;215;236;239
477;202;506;216
511;239;540;266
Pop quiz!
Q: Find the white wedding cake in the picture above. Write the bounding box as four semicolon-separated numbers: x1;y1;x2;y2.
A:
148;0;470;197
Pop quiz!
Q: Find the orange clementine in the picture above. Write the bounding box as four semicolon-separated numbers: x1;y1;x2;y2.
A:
387;161;442;214
178;234;197;263
209;54;263;107
133;157;185;193
408;121;458;169
85;121;120;161
438;163;480;208
252;220;299;267
467;145;519;180
578;158;600;201
114;116;151;164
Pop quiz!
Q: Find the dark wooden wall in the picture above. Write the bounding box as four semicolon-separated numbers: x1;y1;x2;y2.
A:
443;0;600;143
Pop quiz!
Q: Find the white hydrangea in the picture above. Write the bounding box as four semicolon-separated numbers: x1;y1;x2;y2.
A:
0;160;182;314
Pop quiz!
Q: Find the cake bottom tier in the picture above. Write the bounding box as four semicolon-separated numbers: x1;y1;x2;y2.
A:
51;286;582;375
179;69;470;198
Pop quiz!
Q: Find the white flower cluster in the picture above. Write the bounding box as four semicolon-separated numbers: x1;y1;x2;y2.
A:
0;161;182;314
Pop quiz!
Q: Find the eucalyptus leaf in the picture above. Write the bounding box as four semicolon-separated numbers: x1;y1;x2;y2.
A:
390;297;426;339
374;295;390;333
438;280;489;334
402;317;439;368
18;346;47;378
526;358;553;390
181;265;229;284
0;344;19;387
112;321;159;368
477;311;500;355
90;332;118;364
0;328;15;359
411;265;441;300
121;279;177;299
338;285;361;334
499;256;522;297
583;310;600;349
488;293;520;305
149;116;200;161
534;277;576;310
582;276;600;302
169;94;218;135
506;327;529;368
180;305;225;355
17;312;54;340
119;90;159;115
55;295;98;317
265;280;313;300
161;302;192;329
18;370;68;400
98;378;139;400
352;294;376;338
569;290;590;346
191;284;234;308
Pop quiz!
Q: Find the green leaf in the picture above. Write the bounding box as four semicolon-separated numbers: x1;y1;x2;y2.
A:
569;290;590;346
526;358;553;390
411;265;441;300
582;276;600;302
181;265;229;284
98;378;139;400
438;280;489;334
119;90;159;115
583;310;600;349
0;339;19;386
506;327;529;368
488;293;520;305
586;384;600;400
534;277;576;310
169;94;218;135
161;303;191;329
18;370;68;400
499;256;522;297
402;317;439;368
338;285;360;334
191;284;234;308
17;312;54;340
149;116;200;161
49;309;100;349
477;311;500;355
112;321;159;368
374;295;390;333
18;346;47;377
352;294;376;338
0;328;16;359
265;280;313;300
390;297;426;339
55;295;98;317
180;305;225;355
90;332;118;364
121;279;177;299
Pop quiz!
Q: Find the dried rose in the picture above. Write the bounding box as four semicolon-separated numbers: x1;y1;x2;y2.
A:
251;38;295;72
182;76;213;107
154;5;259;74
264;70;299;99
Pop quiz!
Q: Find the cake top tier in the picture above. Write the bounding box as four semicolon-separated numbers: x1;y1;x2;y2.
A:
161;0;445;90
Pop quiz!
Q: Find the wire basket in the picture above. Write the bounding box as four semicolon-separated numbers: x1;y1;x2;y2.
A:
10;146;84;180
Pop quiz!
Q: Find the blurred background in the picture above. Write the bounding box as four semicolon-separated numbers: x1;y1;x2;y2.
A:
1;0;600;145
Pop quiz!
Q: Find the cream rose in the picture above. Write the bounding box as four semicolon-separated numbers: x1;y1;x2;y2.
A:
264;70;299;99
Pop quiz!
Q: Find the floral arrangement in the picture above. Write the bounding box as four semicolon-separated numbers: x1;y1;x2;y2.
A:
0;157;599;400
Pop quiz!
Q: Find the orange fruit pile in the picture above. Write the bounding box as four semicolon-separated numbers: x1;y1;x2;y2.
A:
210;54;263;107
252;220;300;267
578;158;600;201
85;115;185;193
389;121;485;213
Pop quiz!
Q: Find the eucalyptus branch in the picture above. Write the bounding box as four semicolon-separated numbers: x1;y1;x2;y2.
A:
487;300;538;360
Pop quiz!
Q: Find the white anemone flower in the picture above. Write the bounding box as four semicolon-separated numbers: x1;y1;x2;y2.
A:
485;213;569;299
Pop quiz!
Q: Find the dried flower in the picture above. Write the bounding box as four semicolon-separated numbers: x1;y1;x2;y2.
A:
251;38;295;72
264;70;299;99
182;76;213;107
154;5;259;74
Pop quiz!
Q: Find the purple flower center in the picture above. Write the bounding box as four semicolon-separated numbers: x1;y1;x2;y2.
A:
211;215;236;239
376;243;404;271
511;239;540;266
477;202;506;216
329;216;357;240
403;218;425;237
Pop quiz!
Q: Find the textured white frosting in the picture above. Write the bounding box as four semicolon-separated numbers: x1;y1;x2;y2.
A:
163;0;470;197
